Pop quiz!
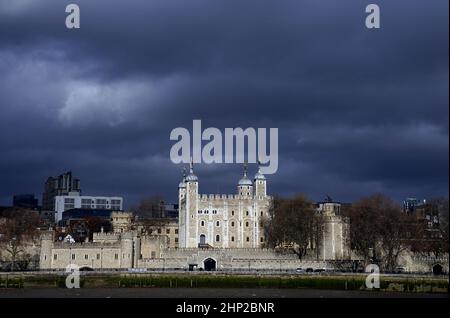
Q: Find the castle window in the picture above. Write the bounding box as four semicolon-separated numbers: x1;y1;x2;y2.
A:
231;236;235;242
231;211;234;216
85;254;88;260
246;211;249;216
175;238;179;243
246;237;250;242
157;228;162;234
201;221;205;226
260;237;264;242
166;229;170;234
198;210;202;214
216;221;220;227
115;254;118;260
246;222;249;227
151;251;156;259
215;235;220;242
53;254;57;260
71;254;75;260
261;211;263;216
175;229;178;234
231;221;235;227
97;254;100;260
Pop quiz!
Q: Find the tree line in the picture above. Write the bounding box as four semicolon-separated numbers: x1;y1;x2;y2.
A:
263;193;449;272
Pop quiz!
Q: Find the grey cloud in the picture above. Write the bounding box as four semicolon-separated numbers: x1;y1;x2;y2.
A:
0;0;447;207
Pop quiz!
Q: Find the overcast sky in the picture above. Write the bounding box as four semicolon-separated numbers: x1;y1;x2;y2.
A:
0;0;448;208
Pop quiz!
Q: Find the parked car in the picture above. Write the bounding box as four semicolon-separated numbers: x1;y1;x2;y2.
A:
314;268;326;273
305;267;314;273
395;267;407;274
295;267;304;273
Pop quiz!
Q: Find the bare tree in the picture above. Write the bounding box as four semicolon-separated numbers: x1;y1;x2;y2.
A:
345;194;411;271
131;195;171;235
0;207;40;271
265;194;323;259
133;195;166;219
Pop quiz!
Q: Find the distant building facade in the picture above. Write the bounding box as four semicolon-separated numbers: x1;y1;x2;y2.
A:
55;196;123;222
13;194;39;209
164;203;179;218
42;171;81;211
403;198;426;215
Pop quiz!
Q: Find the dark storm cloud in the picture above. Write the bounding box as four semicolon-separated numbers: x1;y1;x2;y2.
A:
0;0;448;207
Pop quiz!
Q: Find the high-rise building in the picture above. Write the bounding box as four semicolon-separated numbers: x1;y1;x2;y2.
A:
42;171;81;211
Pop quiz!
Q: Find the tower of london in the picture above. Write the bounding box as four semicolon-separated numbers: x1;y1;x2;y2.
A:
178;163;271;248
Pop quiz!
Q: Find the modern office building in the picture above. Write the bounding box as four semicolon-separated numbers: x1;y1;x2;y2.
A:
42;171;81;211
164;203;179;218
54;195;123;222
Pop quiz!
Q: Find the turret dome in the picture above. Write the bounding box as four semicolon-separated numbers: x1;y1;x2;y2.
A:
238;164;253;186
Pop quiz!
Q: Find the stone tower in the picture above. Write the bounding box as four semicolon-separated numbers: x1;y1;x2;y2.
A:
254;163;267;199
179;161;199;248
39;231;54;270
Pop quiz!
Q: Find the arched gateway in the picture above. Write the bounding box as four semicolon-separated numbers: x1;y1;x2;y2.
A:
204;258;216;271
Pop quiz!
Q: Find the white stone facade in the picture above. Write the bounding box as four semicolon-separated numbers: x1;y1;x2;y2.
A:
178;164;271;249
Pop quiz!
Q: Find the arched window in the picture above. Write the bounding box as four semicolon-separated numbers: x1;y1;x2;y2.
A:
201;221;205;226
216;221;220;227
231;236;235;242
246;211;249;216
231;210;234;216
246;237;250;242
246;221;249;227
231;221;235;227
260;211;263;216
215;235;220;242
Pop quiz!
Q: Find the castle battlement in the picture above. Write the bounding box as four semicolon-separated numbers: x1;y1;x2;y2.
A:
52;241;121;248
198;194;256;202
93;232;121;237
111;211;133;217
